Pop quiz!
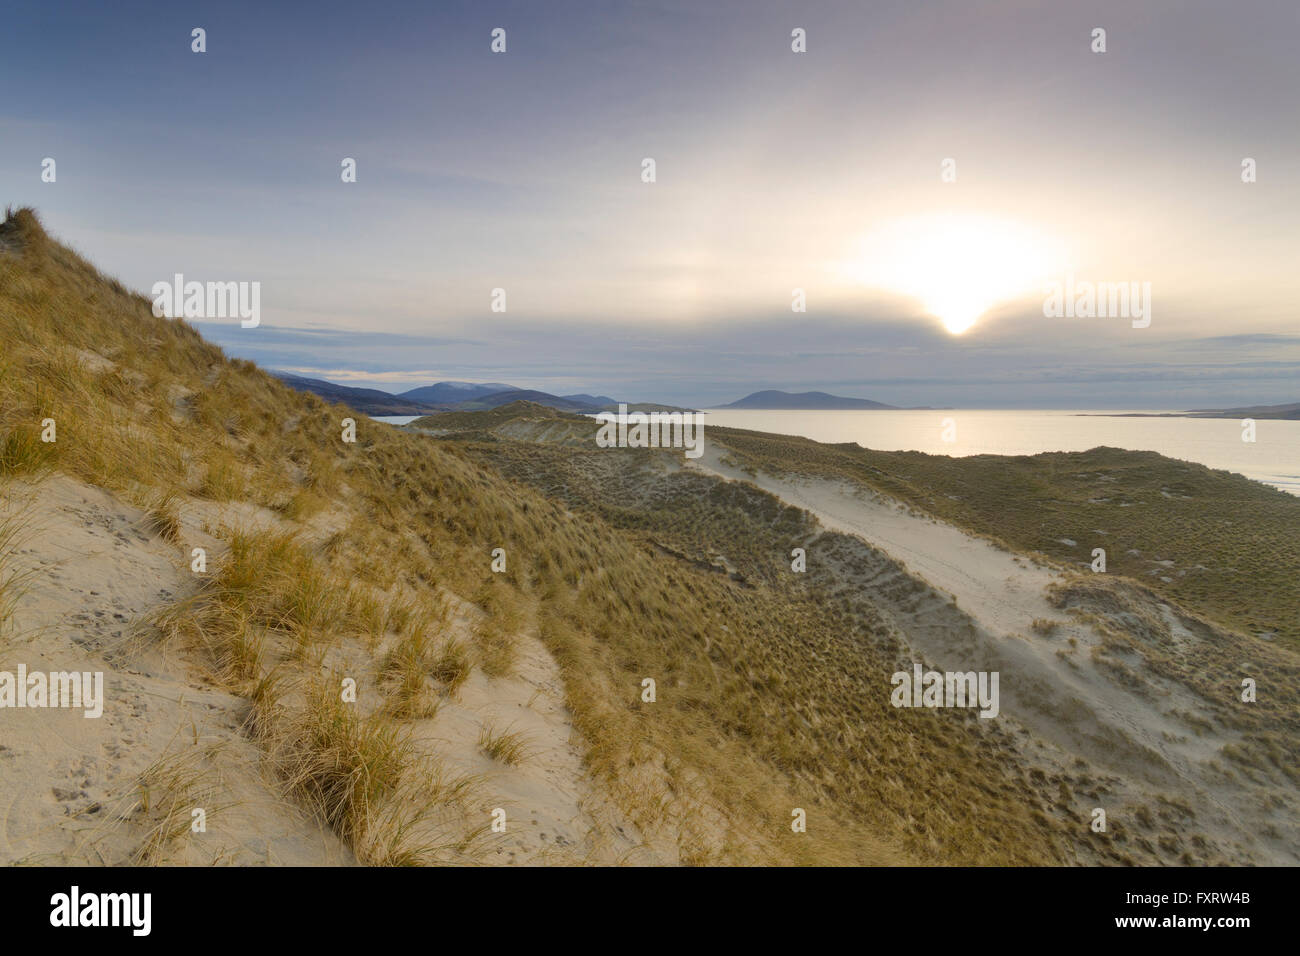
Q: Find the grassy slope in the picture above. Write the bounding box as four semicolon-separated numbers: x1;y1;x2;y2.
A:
434;405;1299;864
428;433;1114;865
2;209;930;864
408;401;568;433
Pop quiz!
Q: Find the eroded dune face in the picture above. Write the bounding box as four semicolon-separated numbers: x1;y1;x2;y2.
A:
0;216;664;867
0;477;354;865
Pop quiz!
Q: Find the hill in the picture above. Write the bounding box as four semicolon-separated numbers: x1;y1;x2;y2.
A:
396;381;515;405
719;390;899;410
1095;402;1300;421
274;373;439;415
408;401;575;434
560;393;618;407
1184;401;1300;420
447;389;607;413
430;402;1299;865
275;376;646;417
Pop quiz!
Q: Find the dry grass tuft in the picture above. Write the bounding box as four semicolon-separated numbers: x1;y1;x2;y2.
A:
0;504;34;642
131;744;227;865
477;722;533;765
142;488;183;542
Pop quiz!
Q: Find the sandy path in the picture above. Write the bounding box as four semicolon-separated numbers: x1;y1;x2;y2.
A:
699;449;1070;641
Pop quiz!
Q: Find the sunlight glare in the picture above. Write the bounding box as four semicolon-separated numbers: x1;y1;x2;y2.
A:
839;215;1064;334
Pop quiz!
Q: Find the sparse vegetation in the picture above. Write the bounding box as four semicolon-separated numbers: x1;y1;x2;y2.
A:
0;505;32;642
474;618;519;679
268;679;415;857
132;744;227;865
429;636;473;697
142;488;183;542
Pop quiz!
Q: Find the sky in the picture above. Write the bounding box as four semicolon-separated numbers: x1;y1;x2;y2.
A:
2;0;1297;408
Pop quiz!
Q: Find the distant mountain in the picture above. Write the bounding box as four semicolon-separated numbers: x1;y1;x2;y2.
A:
449;389;607;413
276;374;666;418
719;390;899;410
274;373;438;415
612;402;702;414
562;393;619;407
397;381;516;404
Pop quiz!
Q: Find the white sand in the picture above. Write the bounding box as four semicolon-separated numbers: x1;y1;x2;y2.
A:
0;476;352;865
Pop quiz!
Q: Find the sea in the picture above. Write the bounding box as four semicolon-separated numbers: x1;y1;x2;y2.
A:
372;410;1300;496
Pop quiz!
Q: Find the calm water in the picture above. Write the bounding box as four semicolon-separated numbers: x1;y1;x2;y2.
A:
700;409;1300;496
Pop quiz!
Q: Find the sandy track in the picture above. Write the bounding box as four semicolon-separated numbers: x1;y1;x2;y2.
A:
692;446;1080;643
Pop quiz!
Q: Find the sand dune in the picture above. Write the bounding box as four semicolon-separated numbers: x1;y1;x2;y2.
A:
0;474;656;865
690;447;1298;865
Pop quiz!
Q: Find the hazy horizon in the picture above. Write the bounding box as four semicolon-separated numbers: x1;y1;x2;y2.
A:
285;367;1287;413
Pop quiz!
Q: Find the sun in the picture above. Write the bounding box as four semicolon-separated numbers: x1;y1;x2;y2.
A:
839;214;1063;334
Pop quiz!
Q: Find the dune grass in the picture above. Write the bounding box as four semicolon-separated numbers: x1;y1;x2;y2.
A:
440;425;1097;865
0;504;33;643
132;744;228;865
435;402;1300;864
477;722;533;765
